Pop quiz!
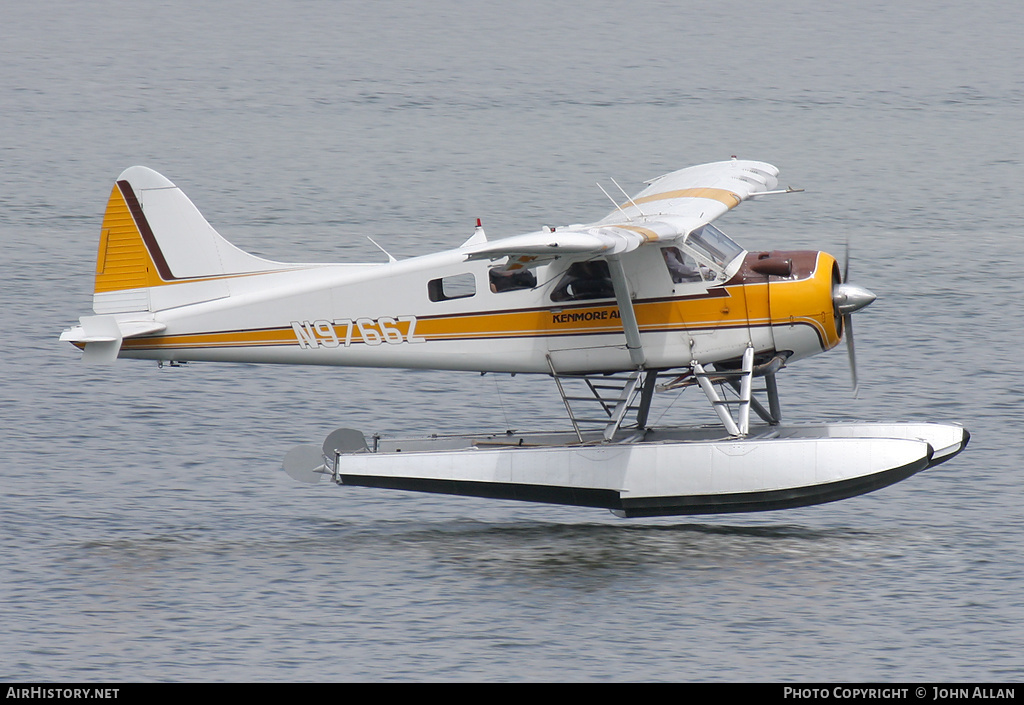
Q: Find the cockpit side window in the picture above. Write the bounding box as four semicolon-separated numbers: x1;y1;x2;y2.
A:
550;260;614;302
661;247;708;283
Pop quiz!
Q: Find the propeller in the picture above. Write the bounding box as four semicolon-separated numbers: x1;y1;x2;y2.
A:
832;245;876;397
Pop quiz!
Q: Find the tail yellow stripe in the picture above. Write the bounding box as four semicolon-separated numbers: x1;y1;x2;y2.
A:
94;184;163;293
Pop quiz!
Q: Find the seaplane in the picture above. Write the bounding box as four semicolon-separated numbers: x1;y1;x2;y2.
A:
60;158;968;517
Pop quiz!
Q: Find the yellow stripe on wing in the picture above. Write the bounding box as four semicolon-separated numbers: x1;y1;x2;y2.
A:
622;187;743;211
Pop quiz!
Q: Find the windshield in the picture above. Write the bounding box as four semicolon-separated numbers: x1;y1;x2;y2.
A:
685;223;744;270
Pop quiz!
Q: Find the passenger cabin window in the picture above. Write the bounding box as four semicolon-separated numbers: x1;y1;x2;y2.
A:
428;273;476;302
489;267;537;293
550;260;615;302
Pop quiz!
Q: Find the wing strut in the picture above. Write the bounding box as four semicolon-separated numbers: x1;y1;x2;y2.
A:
545;251;654;444
606;254;646;368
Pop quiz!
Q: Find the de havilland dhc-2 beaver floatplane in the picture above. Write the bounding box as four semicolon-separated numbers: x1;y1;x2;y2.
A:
60;158;968;517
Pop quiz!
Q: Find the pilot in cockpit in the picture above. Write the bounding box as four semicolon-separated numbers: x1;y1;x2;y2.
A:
661;247;704;283
489;267;537;293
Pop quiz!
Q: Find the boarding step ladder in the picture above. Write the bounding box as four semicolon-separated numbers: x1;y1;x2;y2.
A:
546;356;654;443
691;356;754;437
658;346;785;437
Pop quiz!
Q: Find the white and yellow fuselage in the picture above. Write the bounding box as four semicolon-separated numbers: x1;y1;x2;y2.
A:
62;162;843;375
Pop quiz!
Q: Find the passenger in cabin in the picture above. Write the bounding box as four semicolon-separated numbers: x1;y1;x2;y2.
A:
489;268;537;293
550;260;615;302
661;247;704;283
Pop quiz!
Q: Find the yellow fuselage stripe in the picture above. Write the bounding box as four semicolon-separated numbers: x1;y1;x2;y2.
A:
121;269;839;352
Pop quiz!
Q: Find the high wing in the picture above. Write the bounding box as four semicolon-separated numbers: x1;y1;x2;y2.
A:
595;158;780;228
463;159;780;266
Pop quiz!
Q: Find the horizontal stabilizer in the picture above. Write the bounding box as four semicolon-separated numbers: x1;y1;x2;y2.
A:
61;315;167;364
76;315;121;365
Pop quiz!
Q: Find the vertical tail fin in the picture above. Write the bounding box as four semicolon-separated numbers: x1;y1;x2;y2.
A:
92;166;285;313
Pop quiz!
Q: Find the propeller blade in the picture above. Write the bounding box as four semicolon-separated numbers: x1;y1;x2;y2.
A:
845;314;858;398
834;243;871;398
